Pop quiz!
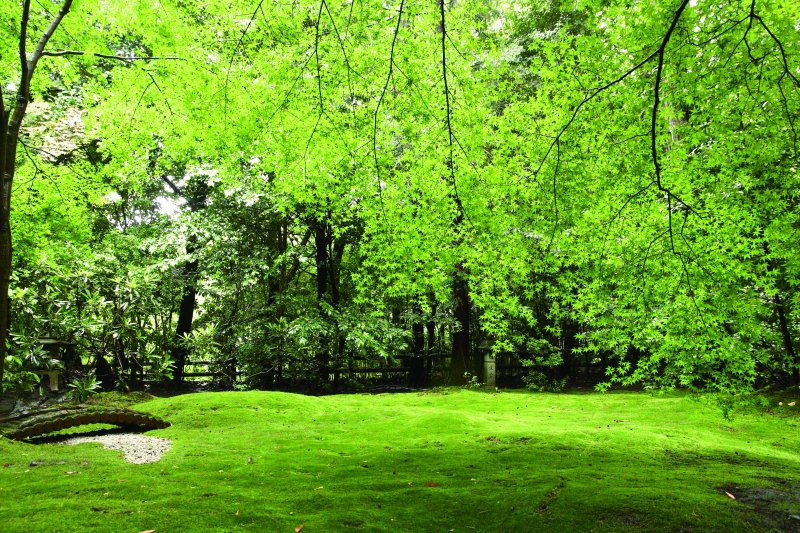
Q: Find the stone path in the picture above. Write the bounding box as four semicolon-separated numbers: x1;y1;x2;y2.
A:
60;433;172;464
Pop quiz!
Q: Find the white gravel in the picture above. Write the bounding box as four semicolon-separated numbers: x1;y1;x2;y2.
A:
60;433;172;464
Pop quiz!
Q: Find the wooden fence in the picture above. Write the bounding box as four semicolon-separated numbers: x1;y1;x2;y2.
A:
175;352;603;389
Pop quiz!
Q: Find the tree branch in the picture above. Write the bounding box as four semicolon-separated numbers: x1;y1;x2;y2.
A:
25;0;75;92
161;175;183;196
41;50;183;61
19;0;31;98
749;2;800;88
373;0;404;219
651;0;691;254
439;0;465;224
314;0;326;112
224;0;265;129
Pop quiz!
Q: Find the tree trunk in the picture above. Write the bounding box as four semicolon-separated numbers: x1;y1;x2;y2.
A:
171;254;199;384
764;243;799;385
0;100;27;392
774;292;798;385
426;301;436;355
331;236;345;391
0;0;75;389
424;301;436;384
409;305;425;388
449;267;470;384
314;222;331;386
0;109;12;389
171;182;206;384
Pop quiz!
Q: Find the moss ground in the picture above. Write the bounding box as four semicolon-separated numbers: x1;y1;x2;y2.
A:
1;389;799;532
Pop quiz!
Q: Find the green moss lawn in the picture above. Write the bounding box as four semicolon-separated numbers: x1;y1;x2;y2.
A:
1;389;799;532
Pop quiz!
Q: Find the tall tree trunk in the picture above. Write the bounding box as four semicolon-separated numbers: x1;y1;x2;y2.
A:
0;0;74;391
331;236;345;391
171;182;206;384
449;267;470;384
426;302;436;355
171;251;199;384
409;304;425;388
1;100;28;392
772;292;798;384
0;109;12;389
437;0;472;385
314;222;331;387
426;301;437;383
764;243;799;385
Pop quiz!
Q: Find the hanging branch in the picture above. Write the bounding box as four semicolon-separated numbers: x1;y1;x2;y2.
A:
303;0;356;177
523;0;693;208
322;0;358;97
747;0;800;88
372;0;405;219
314;0;326;113
265;47;315;123
439;0;465;222
742;0;799;159
223;0;266;128
650;0;691;255
527;1;694;255
41;51;182;60
523;44;663;184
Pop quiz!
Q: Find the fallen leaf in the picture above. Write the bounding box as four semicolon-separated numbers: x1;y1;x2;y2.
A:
65;471;77;475
295;524;305;532
789;402;796;407
425;482;441;487
3;464;9;468
139;530;155;533
725;491;736;500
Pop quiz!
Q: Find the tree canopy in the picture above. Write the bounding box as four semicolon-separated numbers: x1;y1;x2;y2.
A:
2;0;798;394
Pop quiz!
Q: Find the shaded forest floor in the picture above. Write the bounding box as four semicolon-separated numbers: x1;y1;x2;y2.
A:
1;389;799;532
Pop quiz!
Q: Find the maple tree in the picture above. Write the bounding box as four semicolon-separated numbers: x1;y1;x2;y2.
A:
2;0;798;392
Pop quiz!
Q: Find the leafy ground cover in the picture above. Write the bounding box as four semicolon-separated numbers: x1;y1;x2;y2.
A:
1;389;799;532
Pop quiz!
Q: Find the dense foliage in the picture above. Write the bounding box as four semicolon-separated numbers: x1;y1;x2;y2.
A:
1;0;798;393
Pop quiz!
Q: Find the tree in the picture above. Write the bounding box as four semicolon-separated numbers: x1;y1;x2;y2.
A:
4;0;797;394
1;0;74;387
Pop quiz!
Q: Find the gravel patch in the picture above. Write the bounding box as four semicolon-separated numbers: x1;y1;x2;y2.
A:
60;433;172;464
